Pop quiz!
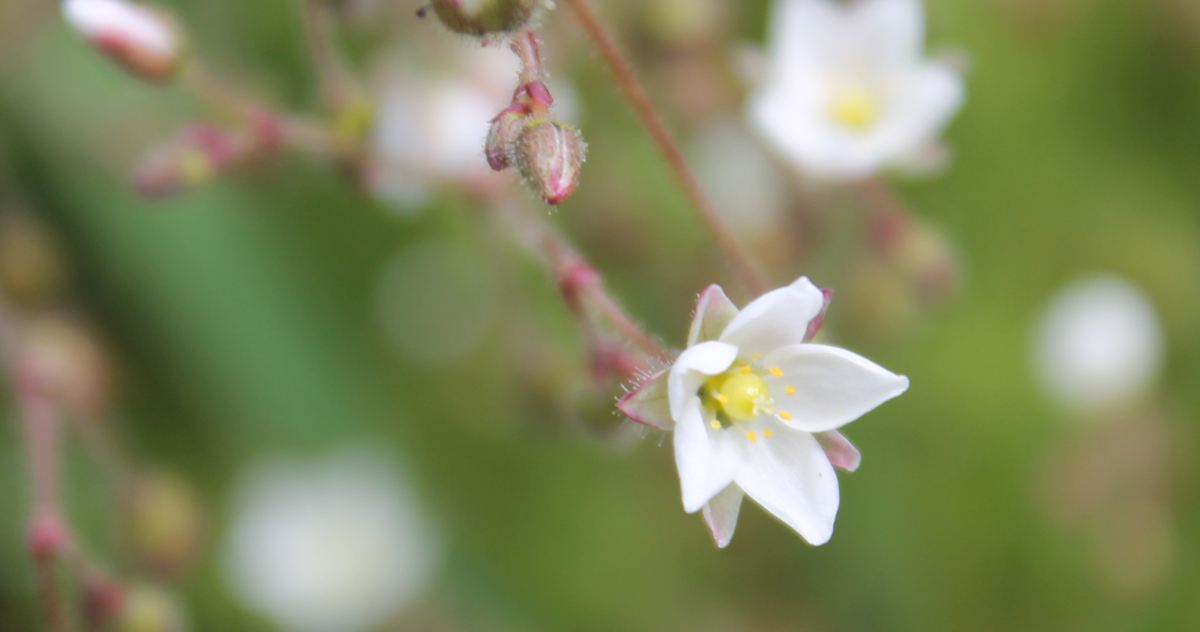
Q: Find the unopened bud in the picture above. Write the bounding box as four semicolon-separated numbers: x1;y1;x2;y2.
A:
515;119;585;205
0;213;68;309
63;0;185;83
429;0;539;37
83;575;127;630
485;109;527;171
21;317;113;418
132;125;241;198
114;585;186;632
27;512;70;562
128;473;204;580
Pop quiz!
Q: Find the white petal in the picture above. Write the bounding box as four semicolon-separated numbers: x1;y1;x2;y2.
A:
765;344;909;433
688;285;741;347
816;431;862;472
674;402;743;513
718;277;825;357
616;370;673;430
766;0;843;80
702;485;745;548
852;0;924;73
869;62;965;171
667;341;738;420
734;423;839;545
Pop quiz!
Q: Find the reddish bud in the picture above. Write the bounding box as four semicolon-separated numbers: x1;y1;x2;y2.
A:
485;109;527;171
83;575;127;630
63;0;186;83
430;0;540;36
27;512;69;562
515;119;586;205
132;125;243;198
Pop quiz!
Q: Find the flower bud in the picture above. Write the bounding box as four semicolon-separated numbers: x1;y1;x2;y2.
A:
132;125;241;198
20;317;113;418
485;109;526;171
429;0;539;37
515;119;585;205
113;585;186;632
0;212;68;310
127;473;205;580
63;0;185;83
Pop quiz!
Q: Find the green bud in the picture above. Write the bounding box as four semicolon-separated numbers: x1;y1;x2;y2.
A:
430;0;539;37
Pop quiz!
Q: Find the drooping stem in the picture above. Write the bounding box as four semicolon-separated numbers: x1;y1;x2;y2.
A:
560;0;770;297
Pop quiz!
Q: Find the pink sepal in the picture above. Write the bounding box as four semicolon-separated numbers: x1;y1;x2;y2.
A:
616;369;673;430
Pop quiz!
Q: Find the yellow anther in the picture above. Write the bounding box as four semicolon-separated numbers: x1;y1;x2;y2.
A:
779;411;793;421
785;385;796;395
752;352;761;361
770;367;784;377
740;365;752;375
746;431;757;443
763;430;774;438
716;393;729;404
710;420;721;430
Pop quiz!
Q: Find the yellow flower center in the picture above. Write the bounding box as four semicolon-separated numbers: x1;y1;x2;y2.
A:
702;365;774;424
830;89;879;132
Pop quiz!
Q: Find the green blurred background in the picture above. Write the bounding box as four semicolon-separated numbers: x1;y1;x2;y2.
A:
2;0;1200;630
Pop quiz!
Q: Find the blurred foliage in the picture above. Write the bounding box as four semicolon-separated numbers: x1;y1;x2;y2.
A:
2;0;1200;630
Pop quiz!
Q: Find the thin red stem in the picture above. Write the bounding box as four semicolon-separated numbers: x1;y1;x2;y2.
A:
560;0;770;297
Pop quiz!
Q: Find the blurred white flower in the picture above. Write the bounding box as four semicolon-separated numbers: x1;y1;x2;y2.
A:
63;0;182;82
1034;276;1164;416
368;45;519;210
747;0;964;181
692;121;788;239
619;278;909;546
225;450;439;632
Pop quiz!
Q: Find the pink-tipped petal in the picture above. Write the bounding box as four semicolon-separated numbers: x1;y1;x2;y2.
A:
719;276;825;356
816;431;862;472
803;287;835;342
702;485;745;548
687;285;740;347
616;370;673;430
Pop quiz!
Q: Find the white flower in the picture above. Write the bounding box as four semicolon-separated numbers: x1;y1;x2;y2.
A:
619;277;909;546
1034;276;1164;416
224;450;440;632
747;0;965;181
63;0;181;82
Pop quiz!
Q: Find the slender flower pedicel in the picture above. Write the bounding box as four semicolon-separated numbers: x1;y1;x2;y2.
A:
619;277;909;546
748;0;964;180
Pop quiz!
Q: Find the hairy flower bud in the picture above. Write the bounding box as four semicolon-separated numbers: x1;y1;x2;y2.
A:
63;0;185;83
429;0;539;37
485;109;526;171
515;119;585;205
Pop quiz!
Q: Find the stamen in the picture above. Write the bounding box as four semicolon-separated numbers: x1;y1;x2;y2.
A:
716;393;729;404
770;367;784;377
710;420;721;430
779;411;793;421
746;431;757;443
752;352;761;361
785;385;796;395
740;365;752;375
763;430;774;438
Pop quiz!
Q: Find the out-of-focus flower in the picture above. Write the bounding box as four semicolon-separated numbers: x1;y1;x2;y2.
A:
692;121;788;240
62;0;184;83
619;278;908;546
747;0;964;181
368;45;518;211
225;450;439;632
1034;276;1164;416
127;472;205;580
0;212;68;310
19;316;113;418
112;584;188;632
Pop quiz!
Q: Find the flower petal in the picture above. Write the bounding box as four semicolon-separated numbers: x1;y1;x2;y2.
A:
702;484;745;548
616;370;673;430
719;277;825;357
816;431;862;472
853;0;924;75
804;287;836;342
764;344;909;432
688;285;740;347
674;402;742;513
668;341;738;420
734;423;839;545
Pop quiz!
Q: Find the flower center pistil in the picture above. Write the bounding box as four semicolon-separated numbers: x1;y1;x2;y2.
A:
702;366;774;423
829;88;879;132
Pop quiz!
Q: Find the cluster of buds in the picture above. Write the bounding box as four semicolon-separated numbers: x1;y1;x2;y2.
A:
485;32;586;205
132;115;283;198
63;0;187;83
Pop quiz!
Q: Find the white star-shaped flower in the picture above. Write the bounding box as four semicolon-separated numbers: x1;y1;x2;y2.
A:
619;277;909;546
747;0;965;181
